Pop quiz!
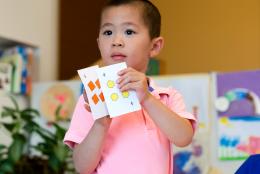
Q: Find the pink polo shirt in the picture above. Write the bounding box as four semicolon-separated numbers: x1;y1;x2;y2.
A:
64;80;196;174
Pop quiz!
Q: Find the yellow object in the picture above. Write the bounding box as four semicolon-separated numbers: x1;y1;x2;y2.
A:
107;80;115;88
219;117;229;125
111;93;119;101
122;91;129;98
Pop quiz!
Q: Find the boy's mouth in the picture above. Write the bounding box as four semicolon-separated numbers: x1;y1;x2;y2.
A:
111;53;126;61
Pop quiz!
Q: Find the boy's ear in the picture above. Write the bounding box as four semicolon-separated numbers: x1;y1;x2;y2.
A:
149;36;164;58
97;38;100;49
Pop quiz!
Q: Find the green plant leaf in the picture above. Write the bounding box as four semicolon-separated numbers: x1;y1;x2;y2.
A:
35;129;56;145
21;108;40;120
52;123;66;140
0;150;7;162
32;143;48;155
33;143;52;155
1;107;18;119
2;106;16;112
0;95;74;173
55;105;62;120
0;145;7;161
0;159;14;173
20;114;33;122
0;151;7;158
13;121;22;134
22;108;40;115
54;142;69;162
2;123;15;132
48;154;60;173
8;134;26;163
23;120;40;134
0;144;6;151
9;95;19;111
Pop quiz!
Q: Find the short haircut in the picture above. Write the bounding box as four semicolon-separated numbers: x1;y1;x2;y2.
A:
101;0;161;39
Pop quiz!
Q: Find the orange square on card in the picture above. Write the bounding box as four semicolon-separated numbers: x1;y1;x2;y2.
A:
95;80;101;89
99;92;105;102
92;94;99;104
88;81;95;91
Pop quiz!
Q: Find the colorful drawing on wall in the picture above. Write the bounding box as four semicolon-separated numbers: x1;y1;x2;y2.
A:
151;74;210;174
39;83;77;122
215;70;260;160
173;131;209;174
31;80;82;126
218;116;260;160
30;80;81;156
152;74;210;130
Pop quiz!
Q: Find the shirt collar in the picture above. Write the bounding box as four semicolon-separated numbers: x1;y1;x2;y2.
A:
148;86;154;92
147;77;172;96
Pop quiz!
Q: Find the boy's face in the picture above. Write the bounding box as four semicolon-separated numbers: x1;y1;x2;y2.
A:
97;4;157;73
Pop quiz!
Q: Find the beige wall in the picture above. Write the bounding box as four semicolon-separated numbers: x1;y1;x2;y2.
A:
0;0;59;81
152;0;260;74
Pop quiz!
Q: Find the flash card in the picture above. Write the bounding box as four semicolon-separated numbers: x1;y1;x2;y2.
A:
77;66;109;119
97;62;141;117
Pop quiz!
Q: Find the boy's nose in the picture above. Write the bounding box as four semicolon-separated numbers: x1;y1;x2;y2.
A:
112;36;124;47
112;42;123;47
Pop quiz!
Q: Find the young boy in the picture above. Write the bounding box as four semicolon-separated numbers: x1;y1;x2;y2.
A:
63;0;196;173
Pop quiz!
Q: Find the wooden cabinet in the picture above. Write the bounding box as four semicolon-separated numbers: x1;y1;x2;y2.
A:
59;0;106;80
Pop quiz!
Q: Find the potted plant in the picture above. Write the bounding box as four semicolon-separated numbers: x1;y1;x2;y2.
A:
0;96;74;174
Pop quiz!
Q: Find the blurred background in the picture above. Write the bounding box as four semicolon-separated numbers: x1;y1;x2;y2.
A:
1;0;259;81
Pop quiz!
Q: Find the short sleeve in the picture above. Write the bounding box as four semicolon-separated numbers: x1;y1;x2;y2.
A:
167;88;197;129
63;95;94;149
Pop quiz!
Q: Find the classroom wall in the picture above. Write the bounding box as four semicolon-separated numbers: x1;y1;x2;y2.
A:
0;0;59;81
152;0;260;74
1;1;258;80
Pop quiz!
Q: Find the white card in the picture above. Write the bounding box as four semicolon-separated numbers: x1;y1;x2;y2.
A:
97;62;141;117
77;66;109;119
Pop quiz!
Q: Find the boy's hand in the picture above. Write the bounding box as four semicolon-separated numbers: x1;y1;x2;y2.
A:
83;89;111;128
117;67;151;103
95;116;112;129
83;88;91;112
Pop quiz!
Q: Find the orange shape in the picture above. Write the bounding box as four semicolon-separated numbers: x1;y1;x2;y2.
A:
92;94;99;104
88;81;95;91
99;92;105;102
95;80;101;89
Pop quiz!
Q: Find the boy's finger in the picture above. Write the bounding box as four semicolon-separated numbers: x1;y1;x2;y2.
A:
117;75;139;88
83;88;89;103
84;103;91;112
119;82;133;92
119;81;143;92
117;67;132;75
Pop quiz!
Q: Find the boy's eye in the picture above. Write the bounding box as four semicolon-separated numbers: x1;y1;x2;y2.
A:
125;29;136;35
103;30;112;35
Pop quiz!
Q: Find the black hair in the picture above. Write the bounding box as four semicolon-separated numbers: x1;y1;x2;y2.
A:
101;0;161;39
